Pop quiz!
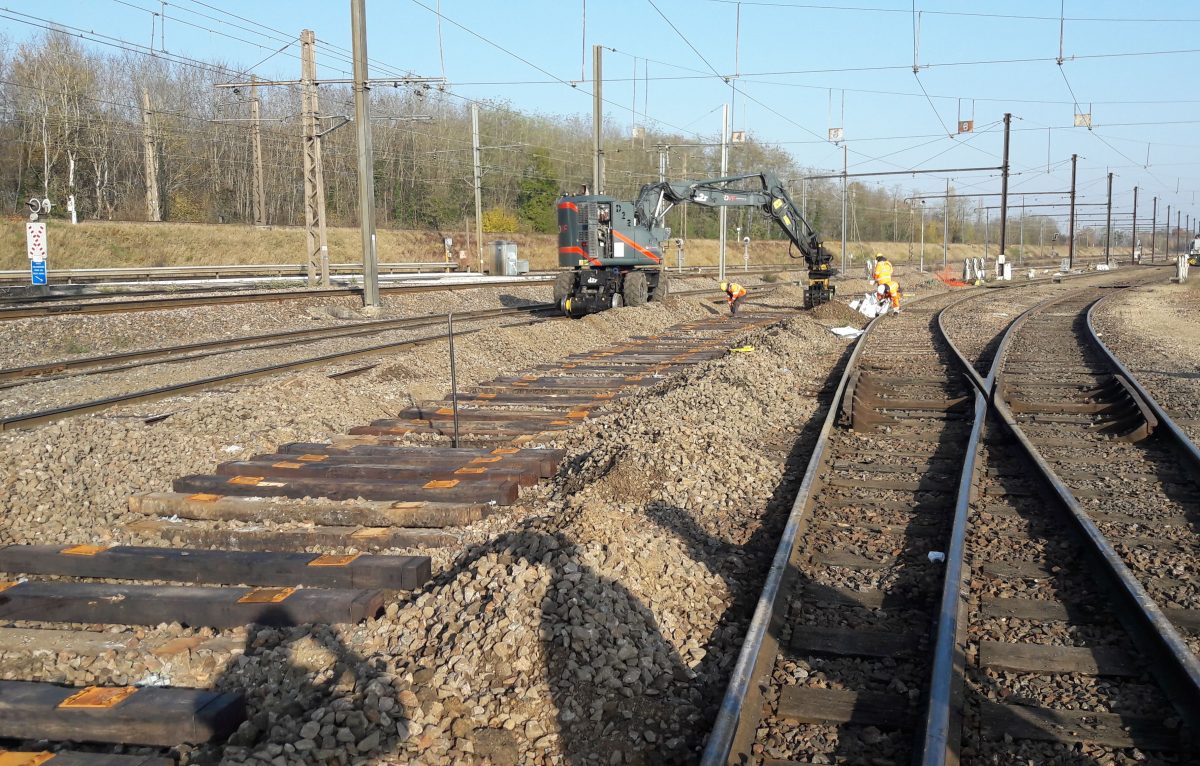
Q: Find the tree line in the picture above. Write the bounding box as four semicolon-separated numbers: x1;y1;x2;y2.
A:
0;30;1068;247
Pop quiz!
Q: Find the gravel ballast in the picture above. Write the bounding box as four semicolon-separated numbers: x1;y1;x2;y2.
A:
1;284;864;764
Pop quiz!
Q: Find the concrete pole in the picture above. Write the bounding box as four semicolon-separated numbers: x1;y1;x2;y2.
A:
840;143;848;275
1067;154;1077;269
942;177;950;270
141;88;161;222
1131;185;1138;264
719;104;729;281
250;76;265;227
472;103;484;274
592;44;604;195
919;202;926;272
1019;200;1025;266
1151;196;1157;262
1104;171;1112;266
1167;204;1172;258
351;0;380;308
998;112;1011;254
301;30;329;286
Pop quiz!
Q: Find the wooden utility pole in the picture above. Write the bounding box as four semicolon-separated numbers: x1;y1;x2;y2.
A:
472;102;484;274
351;0;380;308
250;76;265;227
998;112;1011;255
301;29;330;286
141;88;161;222
592;44;604;194
1067;153;1077;269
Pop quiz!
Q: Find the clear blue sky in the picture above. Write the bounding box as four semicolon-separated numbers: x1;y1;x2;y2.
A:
4;0;1200;229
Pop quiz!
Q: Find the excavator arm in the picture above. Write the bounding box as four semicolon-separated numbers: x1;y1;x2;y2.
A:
634;172;836;307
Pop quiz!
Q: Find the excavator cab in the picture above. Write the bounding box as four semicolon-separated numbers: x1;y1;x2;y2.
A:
554;195;668;315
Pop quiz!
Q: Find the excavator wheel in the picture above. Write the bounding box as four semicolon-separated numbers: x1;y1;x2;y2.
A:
623;271;649;306
651;275;670;302
553;271;575;304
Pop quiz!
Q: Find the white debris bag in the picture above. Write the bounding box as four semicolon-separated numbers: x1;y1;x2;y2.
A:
830;326;868;338
849;292;889;318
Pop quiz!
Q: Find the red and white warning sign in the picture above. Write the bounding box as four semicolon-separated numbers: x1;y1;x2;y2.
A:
26;222;47;261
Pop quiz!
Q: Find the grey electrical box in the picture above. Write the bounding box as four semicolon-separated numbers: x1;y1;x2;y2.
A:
490;240;528;276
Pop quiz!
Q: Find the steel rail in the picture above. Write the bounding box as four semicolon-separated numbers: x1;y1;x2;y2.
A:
700;270;1150;765
0;306;561;432
700;285;1003;766
0;265;805;319
0;307;548;385
0;277;555;321
0;262;800;286
989;290;1200;732
0;284;786;387
0;284;778;431
1086;292;1200;472
915;300;997;765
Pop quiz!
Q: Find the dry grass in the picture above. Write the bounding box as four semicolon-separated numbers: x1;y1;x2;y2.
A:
2;218;1123;272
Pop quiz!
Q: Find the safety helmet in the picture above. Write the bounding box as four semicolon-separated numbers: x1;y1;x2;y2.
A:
876;254;886;262
876;284;886;294
718;281;729;291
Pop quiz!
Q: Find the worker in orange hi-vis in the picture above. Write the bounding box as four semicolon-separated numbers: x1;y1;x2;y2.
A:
871;254;894;286
878;279;902;312
718;281;748;315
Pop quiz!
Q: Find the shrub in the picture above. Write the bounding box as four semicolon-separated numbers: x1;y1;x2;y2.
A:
482;208;518;233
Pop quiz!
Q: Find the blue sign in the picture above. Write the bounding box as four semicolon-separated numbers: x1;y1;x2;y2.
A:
31;260;46;286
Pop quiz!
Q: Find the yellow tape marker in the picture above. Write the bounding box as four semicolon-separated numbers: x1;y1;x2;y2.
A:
228;476;265;486
188;493;222;502
567;411;589;419
238;586;296;604
298;454;328;462
436;407;454;416
60;545;108;556
0;582;18;593
455;467;487;475
351;527;388;539
550;420;569;426
390;501;425;510
491;447;519;455
0;752;56;766
593;393;615;400
309;553;361;567
272;462;303;469
424;479;460;489
58;686;138;709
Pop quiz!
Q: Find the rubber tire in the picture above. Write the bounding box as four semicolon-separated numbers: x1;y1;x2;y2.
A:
622;271;649;307
651;274;669;302
553;271;574;304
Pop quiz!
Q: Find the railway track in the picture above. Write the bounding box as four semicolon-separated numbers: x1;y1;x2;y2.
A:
0;284;784;432
0;265;797;318
0;306;785;761
702;267;1200;764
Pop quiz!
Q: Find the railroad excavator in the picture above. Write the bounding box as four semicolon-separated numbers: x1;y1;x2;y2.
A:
554;172;836;316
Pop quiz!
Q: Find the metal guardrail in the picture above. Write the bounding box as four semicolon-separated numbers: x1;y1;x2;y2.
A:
1086;292;1200;472
0;262;459;284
